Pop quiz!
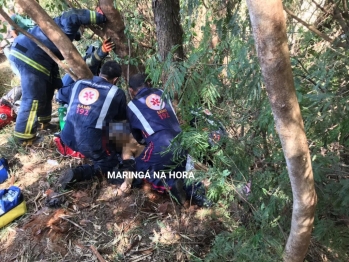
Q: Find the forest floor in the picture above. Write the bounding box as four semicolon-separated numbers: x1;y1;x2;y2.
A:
0;57;233;262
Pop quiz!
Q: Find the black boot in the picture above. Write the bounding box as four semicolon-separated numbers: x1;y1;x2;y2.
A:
170;179;187;206
58;169;75;190
58;165;98;190
186;184;213;208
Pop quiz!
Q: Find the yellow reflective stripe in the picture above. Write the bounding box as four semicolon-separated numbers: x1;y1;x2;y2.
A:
93;50;102;61
38;115;51;122
11;50;50;76
90;11;96;24
25;100;38;135
14;131;35;139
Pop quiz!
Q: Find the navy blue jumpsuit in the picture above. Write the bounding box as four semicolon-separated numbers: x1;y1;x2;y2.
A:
57;76;127;179
9;9;106;141
127;87;187;192
61;43;109;86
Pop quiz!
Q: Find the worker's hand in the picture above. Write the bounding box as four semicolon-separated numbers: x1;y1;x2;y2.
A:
96;6;104;15
102;37;115;53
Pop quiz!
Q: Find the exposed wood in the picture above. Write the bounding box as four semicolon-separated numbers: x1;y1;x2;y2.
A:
90;245;106;262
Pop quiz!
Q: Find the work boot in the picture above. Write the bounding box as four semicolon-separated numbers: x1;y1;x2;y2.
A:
191;192;213;208
187;185;213;208
14;135;42;147
170;179;187;206
58;165;97;190
39;122;59;132
58;169;75;190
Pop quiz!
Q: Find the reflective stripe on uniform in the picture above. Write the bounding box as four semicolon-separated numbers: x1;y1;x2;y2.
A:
95;85;119;129
38;115;51;122
25;100;38;135
90;11;96;24
66;80;82;114
128;101;155;136
14;131;36;139
10;50;50;76
93;50;102;61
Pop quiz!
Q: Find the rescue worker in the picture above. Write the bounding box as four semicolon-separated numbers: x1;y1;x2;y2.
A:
126;74;212;207
54;38;116;158
0;39;115;132
56;61;127;189
3;2;35;77
8;8;107;145
61;37;115;86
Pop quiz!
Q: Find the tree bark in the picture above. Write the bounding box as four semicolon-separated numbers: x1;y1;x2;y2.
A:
246;1;317;261
152;0;184;62
99;0;139;81
17;0;93;80
152;0;184;107
0;7;77;80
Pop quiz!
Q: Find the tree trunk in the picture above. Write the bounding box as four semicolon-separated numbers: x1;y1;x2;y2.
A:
152;0;184;62
17;0;93;80
246;1;317;261
99;0;139;81
152;0;184;106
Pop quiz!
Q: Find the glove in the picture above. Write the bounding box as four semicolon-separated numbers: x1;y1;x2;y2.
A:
101;37;115;53
96;6;104;15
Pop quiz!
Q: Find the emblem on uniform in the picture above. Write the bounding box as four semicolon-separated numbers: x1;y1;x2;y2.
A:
145;94;165;110
78;87;99;105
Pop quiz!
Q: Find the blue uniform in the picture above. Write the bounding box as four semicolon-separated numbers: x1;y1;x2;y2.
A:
62;44;109;86
57;76;127;177
127;87;186;192
9;9;106;141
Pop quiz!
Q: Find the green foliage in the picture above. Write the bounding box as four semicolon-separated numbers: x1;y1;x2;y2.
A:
144;1;349;260
3;0;349;260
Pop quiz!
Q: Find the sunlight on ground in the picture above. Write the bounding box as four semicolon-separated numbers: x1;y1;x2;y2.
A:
0;59;18;95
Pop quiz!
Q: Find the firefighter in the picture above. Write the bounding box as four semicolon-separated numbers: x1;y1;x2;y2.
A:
61;37;115;86
56;61;127;189
126;74;212;207
8;8;107;145
0;38;116;132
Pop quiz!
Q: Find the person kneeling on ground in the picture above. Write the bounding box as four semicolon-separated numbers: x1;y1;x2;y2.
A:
56;61;127;189
126;73;212;207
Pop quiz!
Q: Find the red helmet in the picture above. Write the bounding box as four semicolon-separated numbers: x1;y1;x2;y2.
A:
0;104;13;129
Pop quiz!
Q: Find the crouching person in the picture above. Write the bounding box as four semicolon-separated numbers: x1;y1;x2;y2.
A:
126;74;212;207
56;61;127;189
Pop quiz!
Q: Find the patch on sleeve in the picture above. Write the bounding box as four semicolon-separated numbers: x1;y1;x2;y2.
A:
145;94;165;110
78;87;99;105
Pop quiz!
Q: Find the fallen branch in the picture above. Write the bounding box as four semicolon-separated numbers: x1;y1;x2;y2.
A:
90;245;106;262
59;215;93;236
50;190;74;199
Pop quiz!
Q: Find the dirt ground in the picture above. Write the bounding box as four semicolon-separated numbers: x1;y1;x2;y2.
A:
0;58;231;262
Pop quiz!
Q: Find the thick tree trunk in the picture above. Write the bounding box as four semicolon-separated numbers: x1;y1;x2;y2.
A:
246;1;317;261
152;0;184;62
152;0;184;106
17;0;93;80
